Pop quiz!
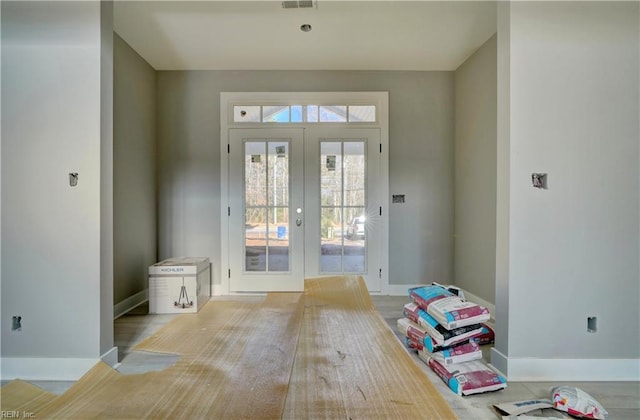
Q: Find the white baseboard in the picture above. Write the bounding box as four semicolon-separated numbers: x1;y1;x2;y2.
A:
490;347;509;378
491;348;640;381
101;346;118;368
1;357;99;381
384;284;418;296
1;349;118;381
113;288;149;319
212;283;224;296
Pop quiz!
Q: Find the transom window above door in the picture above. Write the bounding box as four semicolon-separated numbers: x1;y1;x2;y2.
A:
233;104;377;123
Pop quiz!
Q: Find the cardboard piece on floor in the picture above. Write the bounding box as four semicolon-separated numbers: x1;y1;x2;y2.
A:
494;399;569;419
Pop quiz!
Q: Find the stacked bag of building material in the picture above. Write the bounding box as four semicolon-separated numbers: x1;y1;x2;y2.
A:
397;284;506;396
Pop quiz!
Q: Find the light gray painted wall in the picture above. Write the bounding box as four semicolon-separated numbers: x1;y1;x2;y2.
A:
156;71;454;287
100;0;114;357
494;0;512;370
113;34;157;304
500;1;639;360
1;1;107;358
453;34;497;304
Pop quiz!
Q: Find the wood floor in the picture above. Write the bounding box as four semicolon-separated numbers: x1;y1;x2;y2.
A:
4;294;639;419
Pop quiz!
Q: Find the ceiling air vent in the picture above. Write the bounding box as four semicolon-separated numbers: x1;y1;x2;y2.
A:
282;1;316;9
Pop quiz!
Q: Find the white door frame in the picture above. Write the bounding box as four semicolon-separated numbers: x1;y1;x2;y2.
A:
220;92;389;295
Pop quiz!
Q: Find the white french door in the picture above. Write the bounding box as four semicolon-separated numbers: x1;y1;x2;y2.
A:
229;128;304;292
228;127;383;293
303;127;382;292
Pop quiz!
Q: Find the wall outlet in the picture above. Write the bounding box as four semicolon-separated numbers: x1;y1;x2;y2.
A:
587;316;597;333
12;315;22;331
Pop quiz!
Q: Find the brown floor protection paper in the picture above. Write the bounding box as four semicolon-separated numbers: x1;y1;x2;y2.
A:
0;379;57;413
14;292;304;419
283;276;457;419
1;276;457;419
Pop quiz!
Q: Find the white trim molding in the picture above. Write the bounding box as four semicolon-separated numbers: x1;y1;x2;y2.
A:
113;289;149;319
384;284;419;296
1;347;118;381
491;348;640;382
0;347;118;381
1;357;99;381
212;283;224;296
101;346;119;368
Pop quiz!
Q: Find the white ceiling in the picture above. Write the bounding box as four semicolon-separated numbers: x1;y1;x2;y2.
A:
113;1;497;71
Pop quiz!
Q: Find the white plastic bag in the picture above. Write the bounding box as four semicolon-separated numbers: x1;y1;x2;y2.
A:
551;386;609;420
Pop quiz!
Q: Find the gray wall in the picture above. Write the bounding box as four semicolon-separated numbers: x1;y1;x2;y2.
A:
157;71;455;288
1;0;113;366
495;1;639;372
100;0;115;359
453;35;497;304
113;34;157;305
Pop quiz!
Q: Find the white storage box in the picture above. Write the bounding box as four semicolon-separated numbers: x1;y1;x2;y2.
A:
148;257;211;314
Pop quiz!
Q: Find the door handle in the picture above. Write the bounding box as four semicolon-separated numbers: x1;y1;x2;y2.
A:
295;208;303;226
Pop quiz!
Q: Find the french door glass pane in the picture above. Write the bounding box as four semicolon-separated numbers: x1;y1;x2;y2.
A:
267;142;289;206
320;140;366;274
244;140;290;272
344;142;365;206
320;207;343;272
268;207;289;271
245;142;267;206
344;206;366;273
245;207;267;272
320;142;342;206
